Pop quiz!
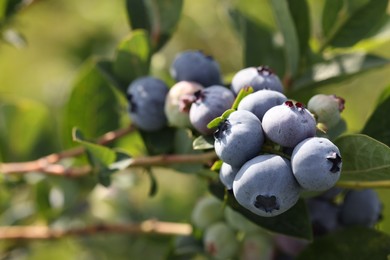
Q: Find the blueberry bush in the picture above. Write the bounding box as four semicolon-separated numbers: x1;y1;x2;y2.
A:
1;0;390;259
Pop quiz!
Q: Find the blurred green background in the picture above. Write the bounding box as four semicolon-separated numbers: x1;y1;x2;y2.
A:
1;0;390;259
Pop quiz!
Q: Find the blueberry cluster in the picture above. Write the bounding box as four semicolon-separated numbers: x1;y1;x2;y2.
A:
125;50;345;218
214;72;345;218
126;50;236;135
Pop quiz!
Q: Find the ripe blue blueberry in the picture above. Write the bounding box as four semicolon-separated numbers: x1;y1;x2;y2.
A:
340;189;382;227
307;94;345;129
262;101;316;148
164;81;204;128
231;66;284;95
291;137;342;192
233;154;301;217
307;198;341;236
214;110;264;168
127;76;169;131
237;89;287;121
219;162;240;190
170;50;222;87
189;85;235;135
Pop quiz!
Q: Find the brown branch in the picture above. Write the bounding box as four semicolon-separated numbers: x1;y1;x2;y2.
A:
0;124;136;175
0;151;217;177
0;220;193;240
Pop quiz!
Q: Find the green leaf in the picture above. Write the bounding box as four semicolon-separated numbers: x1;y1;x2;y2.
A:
147;0;183;51
139;127;176;155
287;0;310;63
95;59;126;91
334;134;390;182
321;0;388;48
209;181;313;240
63;59;121;148
292;53;390;91
125;0;183;51
125;0;151;31
228;7;285;75
192;135;214;150
231;87;254;110
207;117;223;129
297;227;390;260
73;128;132;187
0;97;56;161
270;0;300;77
112;30;151;92
362;84;390;146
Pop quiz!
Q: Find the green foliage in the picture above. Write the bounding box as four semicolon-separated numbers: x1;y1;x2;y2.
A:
297;227;390;259
2;0;390;258
62;59;122;148
335;134;390;182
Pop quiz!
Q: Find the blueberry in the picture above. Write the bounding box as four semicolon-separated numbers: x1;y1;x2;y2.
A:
307;198;341;236
170;50;222;87
189;85;235;135
231;66;284;95
127;76;169;131
262;101;316;148
164;81;204;128
340;189;382;227
291;137;342;191
214;110;264;167
233;154;301;217
307;94;345;129
219;162;240;190
191;196;224;230
273;234;309;257
237;89;287;121
203;222;239;259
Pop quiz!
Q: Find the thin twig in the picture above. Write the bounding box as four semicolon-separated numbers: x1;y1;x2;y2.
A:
0;220;193;240
0;151;217;177
0;124;136;175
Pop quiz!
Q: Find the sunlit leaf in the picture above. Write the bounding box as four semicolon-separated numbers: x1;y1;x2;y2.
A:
334;134;390;182
321;0;388;48
192;135;214;150
292;53;390;91
63;59;121;148
270;0;300;77
112;30;151;92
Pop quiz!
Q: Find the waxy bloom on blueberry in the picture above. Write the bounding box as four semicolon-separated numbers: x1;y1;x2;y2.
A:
214;110;264;168
170;50;222;87
189;85;235;135
127;76;169;131
291;137;342;191
262;101;316;148
233;154;301;217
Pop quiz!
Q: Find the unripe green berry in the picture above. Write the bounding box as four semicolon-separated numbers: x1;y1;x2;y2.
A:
307;94;345;129
203;222;239;259
191;196;224;230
